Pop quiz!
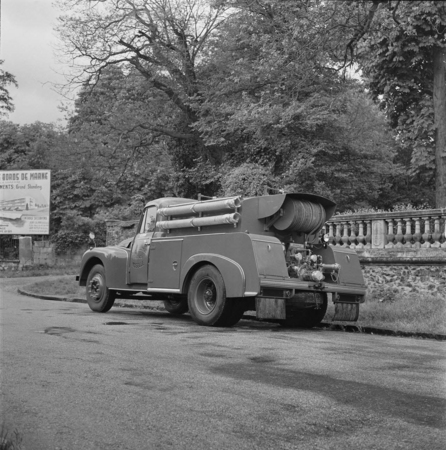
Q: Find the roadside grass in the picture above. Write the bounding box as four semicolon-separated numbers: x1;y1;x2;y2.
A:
326;291;446;335
0;425;23;450
22;276;446;335
0;264;79;279
23;275;84;298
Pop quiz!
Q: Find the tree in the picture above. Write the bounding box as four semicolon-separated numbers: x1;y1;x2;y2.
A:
0;60;17;117
66;66;179;200
0;121;62;170
327;0;446;207
57;0;406;211
194;0;399;208
56;0;229;159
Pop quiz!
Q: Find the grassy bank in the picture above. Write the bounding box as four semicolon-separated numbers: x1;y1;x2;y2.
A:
326;293;446;335
0;265;78;279
23;275;84;298
22;276;446;335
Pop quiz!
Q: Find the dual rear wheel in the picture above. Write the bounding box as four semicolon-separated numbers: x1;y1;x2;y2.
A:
186;265;246;327
279;292;328;328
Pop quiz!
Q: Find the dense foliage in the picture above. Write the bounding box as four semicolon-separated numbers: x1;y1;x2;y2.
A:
1;0;442;253
0;60;17;117
356;0;446;207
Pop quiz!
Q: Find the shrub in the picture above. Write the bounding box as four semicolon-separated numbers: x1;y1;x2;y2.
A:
221;163;277;197
51;211;106;255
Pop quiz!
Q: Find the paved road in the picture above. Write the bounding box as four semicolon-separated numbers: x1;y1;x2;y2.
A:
1;278;445;450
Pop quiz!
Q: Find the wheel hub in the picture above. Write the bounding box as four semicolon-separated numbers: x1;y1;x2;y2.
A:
88;275;104;301
195;279;217;314
203;287;214;302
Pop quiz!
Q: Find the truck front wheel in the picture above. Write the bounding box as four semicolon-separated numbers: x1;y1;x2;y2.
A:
187;265;244;327
86;264;116;313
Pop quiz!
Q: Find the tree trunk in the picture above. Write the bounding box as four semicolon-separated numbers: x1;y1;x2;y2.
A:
433;45;446;208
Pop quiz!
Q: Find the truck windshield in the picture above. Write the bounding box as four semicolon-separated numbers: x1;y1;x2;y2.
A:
140;206;157;233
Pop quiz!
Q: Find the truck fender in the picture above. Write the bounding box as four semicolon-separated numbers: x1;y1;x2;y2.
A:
78;247;129;289
181;253;246;298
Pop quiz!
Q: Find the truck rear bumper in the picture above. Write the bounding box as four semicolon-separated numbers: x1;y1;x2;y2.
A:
258;277;365;322
259;277;366;297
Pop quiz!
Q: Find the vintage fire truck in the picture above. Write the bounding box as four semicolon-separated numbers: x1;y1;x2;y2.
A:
77;193;366;327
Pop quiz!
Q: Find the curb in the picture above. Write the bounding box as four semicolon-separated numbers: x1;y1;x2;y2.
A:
17;288;446;341
18;288;85;303
17;289;162;309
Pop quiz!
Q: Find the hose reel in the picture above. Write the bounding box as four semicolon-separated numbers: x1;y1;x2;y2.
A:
272;198;327;234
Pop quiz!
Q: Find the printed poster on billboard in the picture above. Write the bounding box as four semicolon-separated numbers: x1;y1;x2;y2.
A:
0;170;51;235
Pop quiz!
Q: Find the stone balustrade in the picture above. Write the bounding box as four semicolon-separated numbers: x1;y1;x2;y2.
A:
324;209;446;253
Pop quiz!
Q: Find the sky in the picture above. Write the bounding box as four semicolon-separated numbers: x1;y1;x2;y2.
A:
1;0;70;125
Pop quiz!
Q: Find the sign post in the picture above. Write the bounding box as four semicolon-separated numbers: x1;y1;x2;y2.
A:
0;170;51;235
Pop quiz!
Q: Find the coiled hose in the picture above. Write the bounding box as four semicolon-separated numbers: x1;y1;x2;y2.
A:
273;199;326;234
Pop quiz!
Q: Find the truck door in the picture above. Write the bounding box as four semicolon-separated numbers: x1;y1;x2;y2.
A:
148;239;183;291
128;206;157;285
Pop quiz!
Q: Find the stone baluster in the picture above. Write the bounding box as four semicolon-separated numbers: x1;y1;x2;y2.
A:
431;217;441;248
403;218;413;248
421;217;431;248
356;221;365;249
441;216;446;248
364;220;372;248
328;223;336;246
335;223;342;246
395;219;404;248
385;219;395;249
341;222;349;246
413;217;422;249
349;221;357;249
372;219;386;248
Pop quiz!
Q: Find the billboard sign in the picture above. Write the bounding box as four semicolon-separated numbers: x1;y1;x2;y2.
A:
0;170;51;235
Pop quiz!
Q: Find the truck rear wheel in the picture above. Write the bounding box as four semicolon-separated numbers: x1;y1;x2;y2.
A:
86;264;116;312
187;265;244;327
163;298;188;316
280;293;327;328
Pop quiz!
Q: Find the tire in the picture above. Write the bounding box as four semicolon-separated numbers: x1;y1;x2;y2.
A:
280;293;327;328
163;297;188;316
86;264;116;312
187;265;245;327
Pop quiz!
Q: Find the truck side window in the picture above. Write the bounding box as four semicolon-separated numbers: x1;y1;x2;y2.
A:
141;206;157;233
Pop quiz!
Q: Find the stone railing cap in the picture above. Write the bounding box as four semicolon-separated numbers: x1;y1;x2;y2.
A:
328;208;445;222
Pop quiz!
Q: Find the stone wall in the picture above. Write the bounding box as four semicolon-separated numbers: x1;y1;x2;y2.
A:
54;250;85;267
362;262;446;301
2;237;85;269
33;240;55;265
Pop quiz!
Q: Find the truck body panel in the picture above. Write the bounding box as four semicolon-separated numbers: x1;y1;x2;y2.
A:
148;238;183;291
